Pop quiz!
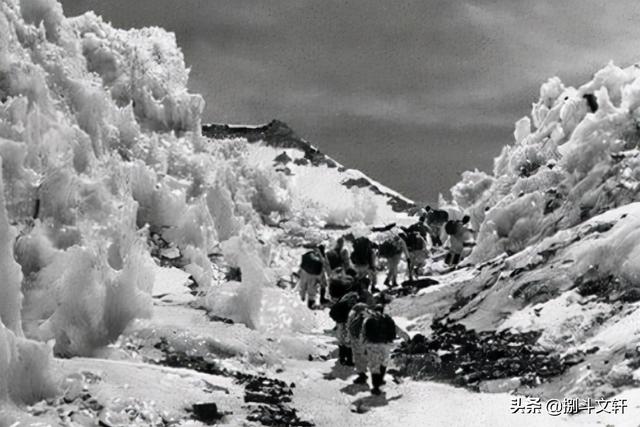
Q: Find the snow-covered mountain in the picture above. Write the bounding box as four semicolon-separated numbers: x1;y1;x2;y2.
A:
2;0;640;426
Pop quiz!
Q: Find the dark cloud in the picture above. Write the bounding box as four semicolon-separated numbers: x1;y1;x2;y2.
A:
61;0;640;203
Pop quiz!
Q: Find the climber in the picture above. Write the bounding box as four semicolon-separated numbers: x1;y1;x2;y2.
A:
361;304;400;395
297;246;329;309
424;206;449;247
317;245;332;305
403;214;430;240
329;286;376;367
326;237;351;275
328;271;356;301
405;230;429;280
378;232;410;287
350;236;378;292
347;303;373;385
329;292;359;366
444;216;476;267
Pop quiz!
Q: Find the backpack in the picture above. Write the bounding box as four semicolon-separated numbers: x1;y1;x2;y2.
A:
326;249;343;270
329;292;359;323
351;237;374;266
428;209;449;226
405;231;425;252
363;313;397;343
329;276;355;300
378;238;403;258
444;220;460;236
407;222;429;239
300;251;323;275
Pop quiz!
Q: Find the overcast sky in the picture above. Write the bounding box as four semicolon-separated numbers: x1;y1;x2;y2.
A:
61;1;640;203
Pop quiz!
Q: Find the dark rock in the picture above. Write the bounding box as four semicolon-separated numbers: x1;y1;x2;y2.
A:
621;288;640;303
586;346;600;355
151;339;314;426
207;314;235;324
192;402;223;423
343;177;371;189
323;223;350;230
225;266;242;282
276;167;293;175
274;151;292;165
586;222;615;234
393;323;567;389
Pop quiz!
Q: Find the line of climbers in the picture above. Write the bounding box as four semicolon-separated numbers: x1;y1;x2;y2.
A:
294;206;477;394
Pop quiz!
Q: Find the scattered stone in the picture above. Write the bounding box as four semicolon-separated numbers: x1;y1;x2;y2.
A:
274;151;292;165
151;339;314;426
207;314;235;324
323;223;351;230
225;266;242;282
393;323;567;390
247;405;314;427
192;402;224;423
574;267;640;303
276;166;293;175
586;222;615;234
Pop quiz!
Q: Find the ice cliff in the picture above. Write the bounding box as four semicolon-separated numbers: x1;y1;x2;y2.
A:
0;0;411;411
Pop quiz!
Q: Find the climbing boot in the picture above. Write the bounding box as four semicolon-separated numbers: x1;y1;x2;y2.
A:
371;373;383;395
344;347;354;366
338;346;346;365
319;287;330;305
353;372;368;385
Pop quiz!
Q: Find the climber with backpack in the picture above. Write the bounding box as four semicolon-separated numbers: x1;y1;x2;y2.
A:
326;237;351;274
329;292;359;366
347;303;373;385
328;271;356;301
361;304;402;395
350;236;378;292
444;216;476;267
317;245;332;305
378;232;410;287
405;230;429;281
329;289;373;366
425;206;449;247
297;245;329;309
403;215;431;240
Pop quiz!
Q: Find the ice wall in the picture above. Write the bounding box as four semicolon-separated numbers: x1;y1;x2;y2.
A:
446;62;640;265
0;156;56;407
0;0;300;373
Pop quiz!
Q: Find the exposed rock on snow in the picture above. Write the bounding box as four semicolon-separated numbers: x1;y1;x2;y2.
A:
203;120;416;216
393;324;566;390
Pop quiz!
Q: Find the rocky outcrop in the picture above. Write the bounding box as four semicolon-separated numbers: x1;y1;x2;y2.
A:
203;120;416;213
